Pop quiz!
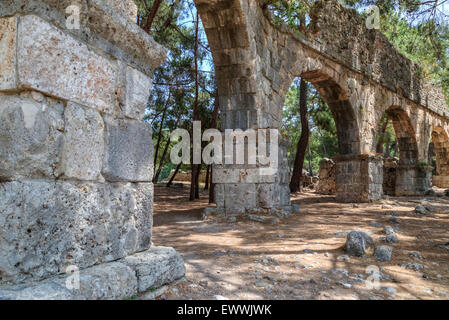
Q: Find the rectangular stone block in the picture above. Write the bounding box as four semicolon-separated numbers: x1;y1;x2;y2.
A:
0;180;153;285
58;103;105;181
4;15;118;114
257;184;280;208
102;117;153;182
224;183;257;211
122;66;153;120
123;247;185;293
0;16;17;90
0;93;64;180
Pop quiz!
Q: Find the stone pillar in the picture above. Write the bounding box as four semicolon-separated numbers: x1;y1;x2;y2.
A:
396;165;433;196
212;138;292;218
334;154;383;203
0;1;184;300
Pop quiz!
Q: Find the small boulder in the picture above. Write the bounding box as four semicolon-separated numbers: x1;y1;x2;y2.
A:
370;221;382;228
292;204;300;214
425;189;436;197
383;226;395;235
374;245;393;262
415;205;427;214
345;231;374;257
388;216;399;223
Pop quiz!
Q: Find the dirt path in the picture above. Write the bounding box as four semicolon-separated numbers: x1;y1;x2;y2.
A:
150;184;449;300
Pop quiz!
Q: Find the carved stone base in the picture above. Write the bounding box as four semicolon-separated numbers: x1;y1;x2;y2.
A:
0;247;185;300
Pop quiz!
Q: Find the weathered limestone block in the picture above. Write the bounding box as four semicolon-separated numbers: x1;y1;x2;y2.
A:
102;117;154;182
0;14;118;114
0;93;64;180
223;184;257;214
122;66;153;120
106;182;153;261
0;180;153;285
0;247;185;300
123;247;186;293
58;103;104;181
334;154;383;202
0;16;16;90
103;0;138;21
396;165;432;196
257;184;281;208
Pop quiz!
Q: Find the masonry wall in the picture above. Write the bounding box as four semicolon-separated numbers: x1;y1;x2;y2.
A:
0;2;162;286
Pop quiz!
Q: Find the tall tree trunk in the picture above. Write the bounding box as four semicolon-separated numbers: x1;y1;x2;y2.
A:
376;118;389;154
166;163;182;187
208;93;220;203
153;97;170;167
384;132;391;158
190;11;200;201
144;0;163;33
308;143;313;176
318;127;328;158
289;79;309;193
153;137;171;183
393;139;399;158
195;165;201;199
204;165;210;190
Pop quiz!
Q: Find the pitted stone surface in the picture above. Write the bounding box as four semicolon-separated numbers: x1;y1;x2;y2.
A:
0;93;64;180
58;102;105;181
0;180;152;285
15;15;118;114
102;117;154;182
0;16;17;90
122;66;153;120
123;246;186;293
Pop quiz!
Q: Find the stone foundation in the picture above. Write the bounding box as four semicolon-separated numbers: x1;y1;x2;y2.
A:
0;247;185;300
395;165;433;196
211;139;292;217
433;175;449;188
0;0;184;299
334;154;383;203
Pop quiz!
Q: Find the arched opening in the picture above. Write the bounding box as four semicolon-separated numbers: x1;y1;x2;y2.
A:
300;71;360;156
385;106;419;165
377;106;431;196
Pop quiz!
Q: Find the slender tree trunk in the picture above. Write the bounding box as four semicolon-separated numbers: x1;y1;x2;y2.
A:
208;93;220;203
289;79;309;193
153;98;170;167
393;139;399;158
308;143;313;175
318;127;328;158
189;11;200;201
195;165;201;199
384;132;391;158
204;165;210;190
166;163;182;187
153;138;171;183
144;0;163;33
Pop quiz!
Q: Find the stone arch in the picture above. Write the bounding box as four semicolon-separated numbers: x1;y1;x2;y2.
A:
385;106;419;165
300;70;360;155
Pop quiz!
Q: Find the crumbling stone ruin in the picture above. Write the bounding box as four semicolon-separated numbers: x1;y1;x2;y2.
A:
1;0;449;300
0;0;184;299
383;158;399;196
197;0;448;212
316;158;336;195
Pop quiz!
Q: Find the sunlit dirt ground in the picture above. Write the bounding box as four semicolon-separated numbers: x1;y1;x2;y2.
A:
147;183;449;300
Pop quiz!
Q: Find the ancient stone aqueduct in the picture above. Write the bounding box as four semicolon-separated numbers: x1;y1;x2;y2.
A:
0;0;448;299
